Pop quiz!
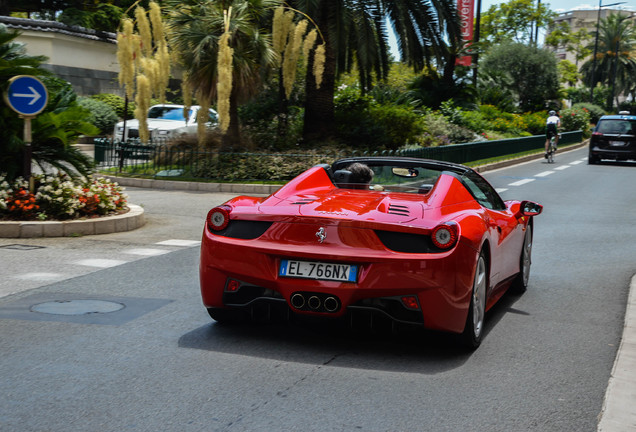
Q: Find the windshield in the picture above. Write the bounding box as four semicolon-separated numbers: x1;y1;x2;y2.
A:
597;119;635;135
147;107;191;121
332;163;443;194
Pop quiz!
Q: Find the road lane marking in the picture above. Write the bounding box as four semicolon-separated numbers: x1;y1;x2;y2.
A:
508;179;535;187
570;160;584;165
496;188;508;193
555;165;571;171
535;171;554;177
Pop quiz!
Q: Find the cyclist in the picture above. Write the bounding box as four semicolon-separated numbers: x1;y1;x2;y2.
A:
545;110;560;159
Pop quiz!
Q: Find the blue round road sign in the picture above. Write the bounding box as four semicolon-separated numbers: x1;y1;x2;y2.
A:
5;75;48;116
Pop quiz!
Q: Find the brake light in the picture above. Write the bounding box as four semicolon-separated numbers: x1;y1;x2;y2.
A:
593;131;603;136
225;279;240;292
401;296;420;310
431;223;458;249
207;205;231;231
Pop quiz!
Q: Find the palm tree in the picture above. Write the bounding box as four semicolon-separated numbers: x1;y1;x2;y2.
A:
289;0;462;143
166;0;278;150
581;13;636;109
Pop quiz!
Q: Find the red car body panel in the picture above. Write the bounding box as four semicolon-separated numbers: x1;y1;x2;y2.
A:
199;158;540;336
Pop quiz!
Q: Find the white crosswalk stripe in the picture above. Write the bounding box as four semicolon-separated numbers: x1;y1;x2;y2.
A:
156;239;201;247
124;248;171;256
74;258;128;268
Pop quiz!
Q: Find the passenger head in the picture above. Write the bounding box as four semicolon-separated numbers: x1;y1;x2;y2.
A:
346;163;373;188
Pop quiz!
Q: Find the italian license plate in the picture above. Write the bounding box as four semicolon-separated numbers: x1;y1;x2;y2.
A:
279;259;358;283
609;140;626;146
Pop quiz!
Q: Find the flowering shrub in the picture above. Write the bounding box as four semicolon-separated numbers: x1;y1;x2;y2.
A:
0;174;128;221
560;107;592;137
2;179;40;219
35;174;83;218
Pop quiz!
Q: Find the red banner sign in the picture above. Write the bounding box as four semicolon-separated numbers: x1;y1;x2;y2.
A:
456;0;474;66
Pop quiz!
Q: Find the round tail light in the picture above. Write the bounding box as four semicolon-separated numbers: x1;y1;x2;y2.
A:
431;223;458;249
207;205;231;231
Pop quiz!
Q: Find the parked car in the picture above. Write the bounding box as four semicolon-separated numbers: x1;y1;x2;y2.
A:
114;104;218;142
199;157;543;348
589;112;636;164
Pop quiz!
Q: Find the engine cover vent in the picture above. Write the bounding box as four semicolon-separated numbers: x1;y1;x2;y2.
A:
387;204;410;216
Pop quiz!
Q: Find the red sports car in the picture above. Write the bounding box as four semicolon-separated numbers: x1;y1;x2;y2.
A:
199;157;542;348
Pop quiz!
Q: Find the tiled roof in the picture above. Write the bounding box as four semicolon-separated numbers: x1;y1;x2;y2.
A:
0;16;116;44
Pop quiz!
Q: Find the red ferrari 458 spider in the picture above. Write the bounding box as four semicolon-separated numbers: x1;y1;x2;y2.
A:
200;157;542;348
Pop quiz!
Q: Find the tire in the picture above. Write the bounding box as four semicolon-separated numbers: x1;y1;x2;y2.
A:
462;251;488;349
511;225;532;294
207;307;246;324
588;154;599;165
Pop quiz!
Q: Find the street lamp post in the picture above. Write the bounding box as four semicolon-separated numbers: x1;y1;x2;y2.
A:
589;0;626;103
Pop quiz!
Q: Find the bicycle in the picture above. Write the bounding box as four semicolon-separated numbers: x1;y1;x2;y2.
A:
546;134;558;163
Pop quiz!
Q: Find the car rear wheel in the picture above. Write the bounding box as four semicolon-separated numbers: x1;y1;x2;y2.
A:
511;225;532;294
462;252;487;349
207;307;246;324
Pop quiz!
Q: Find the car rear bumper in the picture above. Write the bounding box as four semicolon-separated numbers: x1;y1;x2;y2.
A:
199;229;479;334
590;145;636;161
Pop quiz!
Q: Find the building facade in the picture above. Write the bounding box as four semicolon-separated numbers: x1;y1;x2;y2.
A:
1;16;121;96
552;8;636;65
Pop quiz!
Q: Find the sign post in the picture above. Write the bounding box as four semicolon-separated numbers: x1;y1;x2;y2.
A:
3;75;48;190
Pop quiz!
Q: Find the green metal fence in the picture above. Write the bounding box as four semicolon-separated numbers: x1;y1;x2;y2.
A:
94;130;583;181
397;130;583;162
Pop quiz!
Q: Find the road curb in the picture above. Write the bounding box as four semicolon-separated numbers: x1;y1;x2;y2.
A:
0;204;145;238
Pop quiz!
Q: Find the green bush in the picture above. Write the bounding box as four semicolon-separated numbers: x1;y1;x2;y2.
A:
519;111;547;136
78;97;118;134
190;152;334;181
572;103;605;124
560;107;591;137
420;112;477;145
460;110;489;133
90;93;134;119
334;87;423;150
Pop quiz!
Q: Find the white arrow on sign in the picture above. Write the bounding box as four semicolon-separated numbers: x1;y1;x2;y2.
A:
12;86;42;106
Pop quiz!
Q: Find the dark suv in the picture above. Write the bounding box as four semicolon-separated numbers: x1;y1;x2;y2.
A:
589;112;636;164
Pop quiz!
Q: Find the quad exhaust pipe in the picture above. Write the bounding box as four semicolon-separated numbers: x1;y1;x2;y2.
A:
290;292;340;313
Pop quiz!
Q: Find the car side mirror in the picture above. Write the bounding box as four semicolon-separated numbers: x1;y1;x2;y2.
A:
518;201;543;217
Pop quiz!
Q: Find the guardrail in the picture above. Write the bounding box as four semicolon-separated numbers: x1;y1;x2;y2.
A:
93;130;584;181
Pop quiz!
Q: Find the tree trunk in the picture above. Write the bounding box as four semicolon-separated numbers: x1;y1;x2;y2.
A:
302;7;337;145
221;89;242;151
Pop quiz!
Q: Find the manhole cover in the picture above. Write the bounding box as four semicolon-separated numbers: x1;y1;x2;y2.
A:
31;300;125;316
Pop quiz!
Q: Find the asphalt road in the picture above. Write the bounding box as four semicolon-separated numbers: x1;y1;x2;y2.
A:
0;146;633;431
